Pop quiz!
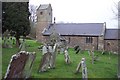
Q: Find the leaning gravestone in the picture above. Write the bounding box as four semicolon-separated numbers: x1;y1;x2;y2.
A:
4;51;36;79
74;45;81;54
75;58;88;80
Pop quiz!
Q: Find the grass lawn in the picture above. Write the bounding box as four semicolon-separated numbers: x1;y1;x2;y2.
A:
2;39;118;78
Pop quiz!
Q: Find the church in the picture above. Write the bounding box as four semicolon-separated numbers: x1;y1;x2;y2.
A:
35;4;119;53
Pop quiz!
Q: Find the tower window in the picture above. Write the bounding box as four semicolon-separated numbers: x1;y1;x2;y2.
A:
40;12;43;15
49;13;50;15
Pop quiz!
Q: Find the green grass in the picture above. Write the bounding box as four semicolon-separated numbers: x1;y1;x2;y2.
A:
2;39;118;78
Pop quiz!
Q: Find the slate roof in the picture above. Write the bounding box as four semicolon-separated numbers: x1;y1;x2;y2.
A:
42;23;104;37
104;29;120;40
37;4;51;10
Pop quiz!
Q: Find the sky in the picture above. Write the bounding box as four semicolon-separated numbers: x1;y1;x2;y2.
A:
29;0;119;29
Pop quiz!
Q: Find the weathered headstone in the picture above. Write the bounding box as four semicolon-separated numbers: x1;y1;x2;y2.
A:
22;52;36;78
38;44;52;72
75;58;88;80
64;49;70;64
81;58;88;80
49;43;58;69
74;45;81;54
4;51;36;79
88;46;99;64
19;39;26;51
2;30;13;48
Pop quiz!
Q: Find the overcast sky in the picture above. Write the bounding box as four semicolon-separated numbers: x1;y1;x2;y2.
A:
29;0;119;28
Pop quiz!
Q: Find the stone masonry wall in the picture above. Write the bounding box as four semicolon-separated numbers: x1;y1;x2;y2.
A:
104;40;118;53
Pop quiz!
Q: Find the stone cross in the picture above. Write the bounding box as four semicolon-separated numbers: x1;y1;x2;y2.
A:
4;51;36;79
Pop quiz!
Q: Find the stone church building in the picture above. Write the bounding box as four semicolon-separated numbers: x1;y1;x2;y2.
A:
36;4;119;53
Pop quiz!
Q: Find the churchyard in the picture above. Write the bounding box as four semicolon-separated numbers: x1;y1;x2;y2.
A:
2;38;118;78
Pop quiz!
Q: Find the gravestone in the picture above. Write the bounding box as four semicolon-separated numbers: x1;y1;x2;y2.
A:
75;58;88;80
49;43;58;69
2;30;12;48
64;49;70;64
19;39;26;51
4;51;36;79
88;46;99;64
74;45;81;54
38;44;52;72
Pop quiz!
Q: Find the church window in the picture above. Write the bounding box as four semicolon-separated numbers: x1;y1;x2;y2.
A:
86;37;93;43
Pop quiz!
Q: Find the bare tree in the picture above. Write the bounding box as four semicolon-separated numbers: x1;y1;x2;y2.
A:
29;4;37;38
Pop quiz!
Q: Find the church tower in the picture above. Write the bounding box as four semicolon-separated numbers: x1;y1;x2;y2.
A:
36;4;52;42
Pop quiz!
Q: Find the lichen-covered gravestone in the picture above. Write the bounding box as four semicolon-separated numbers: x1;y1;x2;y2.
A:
64;49;70;64
4;51;36;79
38;44;52;72
75;58;88;80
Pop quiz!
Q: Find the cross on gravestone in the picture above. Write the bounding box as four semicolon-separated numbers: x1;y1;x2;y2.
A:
4;51;36;79
75;58;88;80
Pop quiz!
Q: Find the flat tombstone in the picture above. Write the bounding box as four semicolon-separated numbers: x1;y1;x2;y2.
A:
4;51;36;79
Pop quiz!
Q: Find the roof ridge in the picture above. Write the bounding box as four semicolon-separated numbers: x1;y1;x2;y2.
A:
37;4;51;10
